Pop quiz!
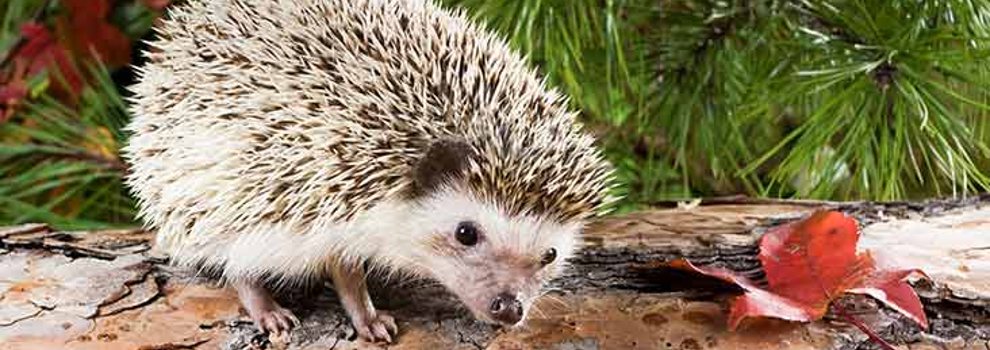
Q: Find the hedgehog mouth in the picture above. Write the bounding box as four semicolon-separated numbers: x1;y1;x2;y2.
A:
460;295;528;327
470;311;525;327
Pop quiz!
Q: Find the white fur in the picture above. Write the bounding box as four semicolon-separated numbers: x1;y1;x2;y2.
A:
170;184;578;287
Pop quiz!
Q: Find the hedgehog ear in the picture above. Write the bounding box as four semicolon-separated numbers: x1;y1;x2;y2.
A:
409;137;473;198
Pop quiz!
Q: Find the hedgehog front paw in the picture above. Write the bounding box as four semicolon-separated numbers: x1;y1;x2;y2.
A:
234;280;301;336
251;305;301;336
351;310;397;343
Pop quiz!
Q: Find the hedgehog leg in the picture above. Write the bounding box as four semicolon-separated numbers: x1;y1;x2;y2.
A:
329;262;397;343
233;280;300;336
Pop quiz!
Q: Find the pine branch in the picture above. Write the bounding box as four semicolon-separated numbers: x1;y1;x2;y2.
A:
38;147;128;173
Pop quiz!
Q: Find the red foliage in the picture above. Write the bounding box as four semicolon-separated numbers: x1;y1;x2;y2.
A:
55;0;133;68
0;83;27;121
143;0;172;11
1;23;83;121
667;210;927;331
0;0;134;120
19;23;85;98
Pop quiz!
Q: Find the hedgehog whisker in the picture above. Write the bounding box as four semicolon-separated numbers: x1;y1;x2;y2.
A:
528;303;548;319
539;293;570;310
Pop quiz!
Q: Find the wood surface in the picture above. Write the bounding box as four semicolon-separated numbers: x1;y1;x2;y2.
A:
1;196;988;349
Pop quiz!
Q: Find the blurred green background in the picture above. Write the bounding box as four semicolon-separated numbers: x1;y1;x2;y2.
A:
1;0;988;229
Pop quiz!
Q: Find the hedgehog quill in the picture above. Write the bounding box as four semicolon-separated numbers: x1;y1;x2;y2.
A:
123;0;615;343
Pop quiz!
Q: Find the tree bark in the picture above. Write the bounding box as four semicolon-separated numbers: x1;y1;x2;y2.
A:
1;196;988;350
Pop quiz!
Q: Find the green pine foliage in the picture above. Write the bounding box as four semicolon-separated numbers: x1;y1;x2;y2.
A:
0;0;149;229
447;0;990;209
1;0;989;228
0;63;135;229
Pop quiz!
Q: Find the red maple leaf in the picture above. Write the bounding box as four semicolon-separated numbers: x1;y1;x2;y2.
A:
55;0;132;69
0;23;84;120
667;210;927;331
1;0;133;118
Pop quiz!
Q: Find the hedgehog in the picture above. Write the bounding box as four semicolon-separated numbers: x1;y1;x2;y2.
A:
123;0;615;343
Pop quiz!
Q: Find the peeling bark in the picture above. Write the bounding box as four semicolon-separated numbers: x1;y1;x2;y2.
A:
0;198;988;350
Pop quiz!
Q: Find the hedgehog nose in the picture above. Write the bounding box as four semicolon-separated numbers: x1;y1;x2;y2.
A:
489;293;523;325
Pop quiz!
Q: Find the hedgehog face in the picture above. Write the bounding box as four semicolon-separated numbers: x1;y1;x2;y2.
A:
408;185;581;326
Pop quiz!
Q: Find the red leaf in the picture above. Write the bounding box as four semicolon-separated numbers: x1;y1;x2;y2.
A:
0;82;27;122
56;0;132;68
0;84;26;101
847;253;928;328
757;211;861;313
0;0;134;110
667;210;928;331
2;23;84;104
143;0;172;11
667;259;816;329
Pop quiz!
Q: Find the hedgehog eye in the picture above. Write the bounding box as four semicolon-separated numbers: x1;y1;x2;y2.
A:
540;248;557;266
455;221;479;246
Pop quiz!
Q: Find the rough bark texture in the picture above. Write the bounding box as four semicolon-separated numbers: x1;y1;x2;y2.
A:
1;196;988;350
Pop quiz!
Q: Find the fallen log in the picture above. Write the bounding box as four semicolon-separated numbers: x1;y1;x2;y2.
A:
0;197;987;350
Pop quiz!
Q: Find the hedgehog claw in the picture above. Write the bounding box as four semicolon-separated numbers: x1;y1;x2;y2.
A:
383;313;398;335
330;263;400;343
353;311;396;343
234;281;299;336
253;305;298;335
